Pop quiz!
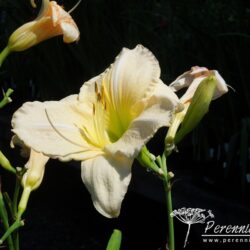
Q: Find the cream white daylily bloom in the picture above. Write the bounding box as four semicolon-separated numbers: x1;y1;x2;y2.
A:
170;66;228;103
8;0;79;52
12;45;183;218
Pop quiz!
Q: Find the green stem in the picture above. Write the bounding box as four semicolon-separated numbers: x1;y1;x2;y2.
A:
13;175;21;250
0;47;10;67
161;154;175;250
0;88;14;109
0;191;15;250
14;232;19;250
3;192;15;220
0;220;24;245
13;175;21;218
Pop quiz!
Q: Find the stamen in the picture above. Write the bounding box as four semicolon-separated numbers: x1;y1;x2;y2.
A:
45;108;86;148
227;84;236;92
97;93;102;102
94;82;98;94
61;148;95;157
36;0;50;20
68;0;82;14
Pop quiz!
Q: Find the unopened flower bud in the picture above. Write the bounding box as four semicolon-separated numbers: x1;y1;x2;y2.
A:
0;151;16;174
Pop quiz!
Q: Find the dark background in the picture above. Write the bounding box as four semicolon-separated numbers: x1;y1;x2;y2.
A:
0;0;250;249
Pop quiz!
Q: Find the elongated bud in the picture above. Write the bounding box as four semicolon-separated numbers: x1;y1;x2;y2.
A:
18;149;49;218
22;150;49;190
174;76;217;144
0;151;16;174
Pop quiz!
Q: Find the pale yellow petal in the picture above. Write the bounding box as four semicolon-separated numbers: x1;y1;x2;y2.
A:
79;44;162;139
105;81;183;159
81;155;132;218
12;95;101;161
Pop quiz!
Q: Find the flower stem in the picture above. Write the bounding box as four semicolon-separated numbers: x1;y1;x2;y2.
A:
137;147;175;250
0;47;10;67
13;175;21;250
0;179;15;250
161;154;175;250
13;174;21;218
0;219;24;245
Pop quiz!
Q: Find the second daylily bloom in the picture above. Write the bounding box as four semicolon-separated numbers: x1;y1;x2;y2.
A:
11;45;183;218
165;66;228;148
7;0;79;52
169;66;228;103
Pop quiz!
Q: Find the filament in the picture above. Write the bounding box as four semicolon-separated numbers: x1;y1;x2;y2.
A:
68;0;82;14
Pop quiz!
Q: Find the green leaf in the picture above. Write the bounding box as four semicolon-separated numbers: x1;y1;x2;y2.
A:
106;229;122;250
175;75;217;144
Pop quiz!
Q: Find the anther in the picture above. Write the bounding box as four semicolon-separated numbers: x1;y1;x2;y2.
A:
94;82;98;94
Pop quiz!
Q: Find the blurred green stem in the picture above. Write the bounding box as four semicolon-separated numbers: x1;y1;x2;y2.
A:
13;175;21;250
0;47;10;67
0;186;15;250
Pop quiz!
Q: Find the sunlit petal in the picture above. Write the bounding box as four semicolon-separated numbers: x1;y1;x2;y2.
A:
81;155;132;218
11;95;101;161
79;44;162;140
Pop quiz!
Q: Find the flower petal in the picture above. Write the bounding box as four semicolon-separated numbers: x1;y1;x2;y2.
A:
210;70;228;99
169;66;208;91
170;66;228;103
60;21;80;43
105;81;183;159
49;1;80;43
79;45;162;138
12;95;101;161
81;155;132;218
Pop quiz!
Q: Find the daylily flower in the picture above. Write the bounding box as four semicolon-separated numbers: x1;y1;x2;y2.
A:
7;0;79;52
11;45;182;218
169;66;228;103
